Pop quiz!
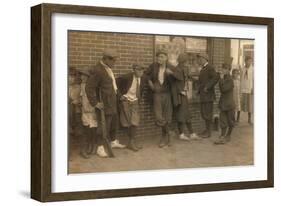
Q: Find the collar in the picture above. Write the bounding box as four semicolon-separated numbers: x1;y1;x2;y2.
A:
203;62;208;68
100;60;111;70
133;74;141;81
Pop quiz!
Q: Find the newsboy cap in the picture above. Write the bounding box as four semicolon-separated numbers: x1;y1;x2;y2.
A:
156;49;168;57
76;66;91;76
132;63;145;70
103;49;119;58
196;53;209;61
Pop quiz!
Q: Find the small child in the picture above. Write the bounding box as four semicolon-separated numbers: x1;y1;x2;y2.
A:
77;68;99;159
232;69;241;122
214;62;235;145
69;67;82;139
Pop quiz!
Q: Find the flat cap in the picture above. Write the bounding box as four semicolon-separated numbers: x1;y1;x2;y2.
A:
103;49;119;58
132;63;145;70
76;66;91;76
156;49;168;56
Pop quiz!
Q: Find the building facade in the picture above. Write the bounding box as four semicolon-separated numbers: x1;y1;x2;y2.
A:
68;31;232;139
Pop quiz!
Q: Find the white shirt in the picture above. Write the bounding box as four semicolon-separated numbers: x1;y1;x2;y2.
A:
123;75;140;102
100;61;118;93
240;64;254;94
202;62;208;68
158;66;166;84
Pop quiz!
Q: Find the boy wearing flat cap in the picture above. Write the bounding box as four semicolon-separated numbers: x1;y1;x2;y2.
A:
116;63;146;151
214;60;235;144
86;49;126;158
146;49;176;148
196;53;220;138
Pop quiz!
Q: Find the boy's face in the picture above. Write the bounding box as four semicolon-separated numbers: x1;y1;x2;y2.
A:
222;68;230;75
245;58;252;67
81;74;88;83
157;54;168;65
69;74;76;84
196;57;206;66
69;73;80;84
134;68;144;78
232;71;239;79
104;56;117;68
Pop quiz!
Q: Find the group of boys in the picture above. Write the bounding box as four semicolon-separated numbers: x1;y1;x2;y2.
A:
69;48;253;158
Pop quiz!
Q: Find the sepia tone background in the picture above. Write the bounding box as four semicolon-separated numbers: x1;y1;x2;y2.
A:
68;31;253;138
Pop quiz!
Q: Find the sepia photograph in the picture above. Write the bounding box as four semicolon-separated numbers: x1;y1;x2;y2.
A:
67;31;254;174
31;3;273;201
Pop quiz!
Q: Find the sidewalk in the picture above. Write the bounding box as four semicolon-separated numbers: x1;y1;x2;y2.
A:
69;113;253;174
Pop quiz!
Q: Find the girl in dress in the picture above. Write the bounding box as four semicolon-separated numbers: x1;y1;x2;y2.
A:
77;68;99;159
232;69;241;122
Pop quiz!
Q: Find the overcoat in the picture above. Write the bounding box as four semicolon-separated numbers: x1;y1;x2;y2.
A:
198;63;219;103
85;62;117;115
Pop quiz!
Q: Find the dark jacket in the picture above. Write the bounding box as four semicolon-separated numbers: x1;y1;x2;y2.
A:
116;72;146;103
218;74;235;111
170;65;191;107
146;62;175;93
198;63;220;103
85;62;117;115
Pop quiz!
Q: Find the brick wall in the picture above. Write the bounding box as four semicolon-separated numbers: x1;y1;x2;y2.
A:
211;38;230;118
68;31;229;140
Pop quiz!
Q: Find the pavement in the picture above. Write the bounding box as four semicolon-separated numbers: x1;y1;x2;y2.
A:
68;112;253;174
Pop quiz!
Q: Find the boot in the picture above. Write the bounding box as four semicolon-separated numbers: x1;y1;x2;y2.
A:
201;120;211;138
166;133;171;147
135;139;143;150
80;130;91;159
225;127;233;142
236;111;240;122
127;138;139;152
86;128;97;155
214;127;227;145
159;135;166;148
80;150;90;159
131;126;142;150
